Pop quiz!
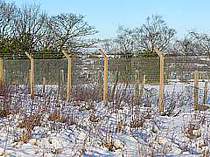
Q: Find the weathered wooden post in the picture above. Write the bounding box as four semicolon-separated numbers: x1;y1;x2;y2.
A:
60;69;65;86
203;81;208;104
0;58;4;88
154;48;165;113
28;69;31;87
98;70;101;84
62;50;73;101
58;69;65;99
194;71;199;110
139;75;146;100
99;49;109;102
194;71;199;109
25;52;35;98
134;70;140;103
42;77;46;94
60;69;64;98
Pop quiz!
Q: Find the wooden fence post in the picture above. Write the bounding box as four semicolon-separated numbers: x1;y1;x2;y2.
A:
99;49;108;102
139;75;146;100
62;51;73;101
61;69;65;95
203;81;208;104
28;69;31;87
154;48;165;113
194;71;199;110
25;52;35;98
98;70;101;84
58;69;65;99
0;58;4;88
42;77;46;94
134;70;140;103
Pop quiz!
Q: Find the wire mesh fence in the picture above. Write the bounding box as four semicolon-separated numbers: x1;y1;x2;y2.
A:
1;54;210;156
2;55;210;108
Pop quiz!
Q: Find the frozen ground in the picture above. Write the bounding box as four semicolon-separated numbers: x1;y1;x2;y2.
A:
0;82;209;156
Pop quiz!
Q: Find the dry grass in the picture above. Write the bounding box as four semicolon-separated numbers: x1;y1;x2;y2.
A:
48;111;67;123
183;122;201;139
18;114;42;129
0;108;11;118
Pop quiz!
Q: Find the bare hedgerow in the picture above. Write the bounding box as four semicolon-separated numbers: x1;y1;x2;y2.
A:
48;110;68;123
0;85;13;118
182;115;201;139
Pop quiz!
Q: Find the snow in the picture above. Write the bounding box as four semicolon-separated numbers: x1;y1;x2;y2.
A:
0;82;209;156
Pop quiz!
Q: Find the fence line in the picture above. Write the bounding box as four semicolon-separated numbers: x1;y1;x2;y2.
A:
0;50;209;113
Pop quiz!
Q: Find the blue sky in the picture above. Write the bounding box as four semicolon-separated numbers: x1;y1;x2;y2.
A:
7;0;210;39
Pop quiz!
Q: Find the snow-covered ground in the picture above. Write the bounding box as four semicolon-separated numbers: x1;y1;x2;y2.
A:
0;82;209;156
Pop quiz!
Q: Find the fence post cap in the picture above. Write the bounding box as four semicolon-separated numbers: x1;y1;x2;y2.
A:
62;50;74;59
154;48;165;57
99;48;108;58
25;52;33;60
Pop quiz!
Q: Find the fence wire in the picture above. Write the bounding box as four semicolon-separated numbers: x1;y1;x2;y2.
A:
2;55;210;105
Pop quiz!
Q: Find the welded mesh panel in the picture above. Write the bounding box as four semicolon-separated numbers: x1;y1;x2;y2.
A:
109;56;160;84
165;56;210;82
35;59;67;85
4;58;68;98
72;57;101;85
71;56;103;101
163;56;210;111
4;59;30;85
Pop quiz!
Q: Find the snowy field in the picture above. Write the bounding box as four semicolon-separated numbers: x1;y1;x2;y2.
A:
0;82;209;156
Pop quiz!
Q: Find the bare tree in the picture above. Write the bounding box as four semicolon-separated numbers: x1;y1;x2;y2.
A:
114;15;176;55
115;26;135;55
0;1;98;55
13;4;47;53
133;15;176;54
173;32;208;56
37;16;56;53
0;0;16;53
189;32;210;56
97;39;119;54
47;13;98;53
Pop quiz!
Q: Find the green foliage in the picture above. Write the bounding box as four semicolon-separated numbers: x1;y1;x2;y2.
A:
2;47;9;53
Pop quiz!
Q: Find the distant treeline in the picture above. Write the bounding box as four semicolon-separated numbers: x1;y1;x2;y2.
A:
1;1;210;57
0;0;97;55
